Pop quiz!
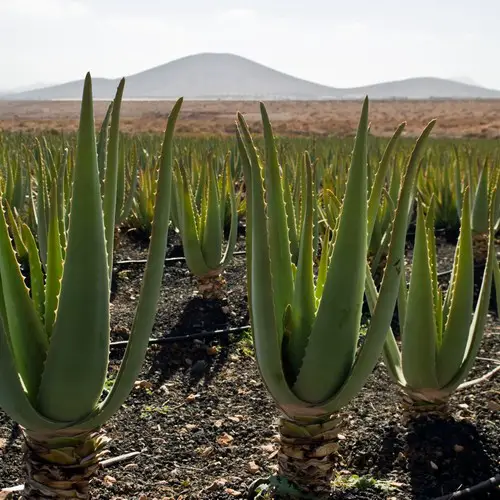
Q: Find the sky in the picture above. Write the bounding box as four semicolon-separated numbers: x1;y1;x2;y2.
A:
1;0;500;91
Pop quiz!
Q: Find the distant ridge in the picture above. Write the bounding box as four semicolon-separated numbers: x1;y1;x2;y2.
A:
3;53;500;100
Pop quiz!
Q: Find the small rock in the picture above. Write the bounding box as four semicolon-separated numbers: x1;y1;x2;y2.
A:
103;475;116;486
247;461;260;474
217;433;234;446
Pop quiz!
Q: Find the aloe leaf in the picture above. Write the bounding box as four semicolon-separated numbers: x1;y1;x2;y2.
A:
97;100;113;189
325;119;436;411
236;128;253;319
21;222;45;321
201;162;223;270
177;163;211;277
35;147;48;266
283;168;299;263
260;104;294;326
0;318;62;431
44;184;63;338
471;160;489;234
121;156;139;223
0;198;47;400
220;157;238;268
103;79;125;283
444;195;496;397
315;227;331;305
37;74;110;422
5;202;28;262
234;113;302;416
436;188;473;386
401;203;439;389
83;98;205;429
364;266;406;386
286;152;316;382
367;122;405;241
293;97;369;403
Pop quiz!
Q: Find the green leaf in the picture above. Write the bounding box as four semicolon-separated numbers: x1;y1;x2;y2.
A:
260;103;294;332
37;74;110;422
471;160;489;234
286;152;316;383
328;119;436;411
0;317;62;431
234;112;303;418
21;222;45;321
0;198;47;400
293;97;369;403
82;98;184;429
201;162;223;270
44;183;63;338
401;203;439;389
103;79;125;283
367;122;405;241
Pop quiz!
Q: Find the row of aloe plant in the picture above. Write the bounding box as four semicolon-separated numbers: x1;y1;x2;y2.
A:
2;116;500;247
0;76;498;499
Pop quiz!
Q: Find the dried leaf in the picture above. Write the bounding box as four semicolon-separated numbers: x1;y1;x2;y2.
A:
225;488;242;497
103;475;116;487
247;461;260;474
217;433;234;446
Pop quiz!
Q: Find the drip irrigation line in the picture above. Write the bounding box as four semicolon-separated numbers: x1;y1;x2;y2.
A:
109;262;489;349
114;228;455;267
437;263;486;278
109;325;250;349
432;473;500;499
115;250;246;266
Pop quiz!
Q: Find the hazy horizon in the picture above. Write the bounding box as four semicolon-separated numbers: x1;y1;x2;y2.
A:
2;0;499;91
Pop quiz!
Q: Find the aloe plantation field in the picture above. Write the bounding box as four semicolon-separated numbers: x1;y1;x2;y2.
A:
0;77;498;499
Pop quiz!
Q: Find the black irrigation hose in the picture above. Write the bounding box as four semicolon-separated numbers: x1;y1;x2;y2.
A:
109;325;250;349
114;248;470;279
115;250;246;266
109;263;487;349
432;473;500;500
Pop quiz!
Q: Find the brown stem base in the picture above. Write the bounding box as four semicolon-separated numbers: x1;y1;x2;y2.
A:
277;415;344;498
196;274;226;300
401;391;450;422
21;428;110;499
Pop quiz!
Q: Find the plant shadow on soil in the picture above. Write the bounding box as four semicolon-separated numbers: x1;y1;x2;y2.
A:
405;417;495;499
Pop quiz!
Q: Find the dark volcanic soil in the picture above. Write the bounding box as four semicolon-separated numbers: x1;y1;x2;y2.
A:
0;233;498;500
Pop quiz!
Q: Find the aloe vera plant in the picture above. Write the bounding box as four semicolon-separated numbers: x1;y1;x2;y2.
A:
365;188;497;416
236;98;435;497
170;150;238;297
0;75;182;498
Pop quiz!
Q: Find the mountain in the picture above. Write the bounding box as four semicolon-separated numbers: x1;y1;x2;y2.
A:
3;53;500;100
451;76;481;87
0;82;54;96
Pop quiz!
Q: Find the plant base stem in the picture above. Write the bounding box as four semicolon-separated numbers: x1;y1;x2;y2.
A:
21;428;109;499
277;414;344;498
197;274;226;300
401;392;450;421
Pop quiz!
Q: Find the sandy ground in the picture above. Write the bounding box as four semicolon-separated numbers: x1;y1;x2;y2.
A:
1;99;500;138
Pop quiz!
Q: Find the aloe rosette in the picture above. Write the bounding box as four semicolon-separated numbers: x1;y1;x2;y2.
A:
171;151;238;298
236;98;435;497
0;75;182;498
366;188;498;416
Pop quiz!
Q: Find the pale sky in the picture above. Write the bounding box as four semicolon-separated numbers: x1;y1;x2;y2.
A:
1;0;499;91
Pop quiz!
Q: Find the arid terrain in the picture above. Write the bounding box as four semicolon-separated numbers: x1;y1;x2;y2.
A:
1;99;500;138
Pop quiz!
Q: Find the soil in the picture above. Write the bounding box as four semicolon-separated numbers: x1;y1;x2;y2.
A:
0;232;498;500
2;99;500;138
